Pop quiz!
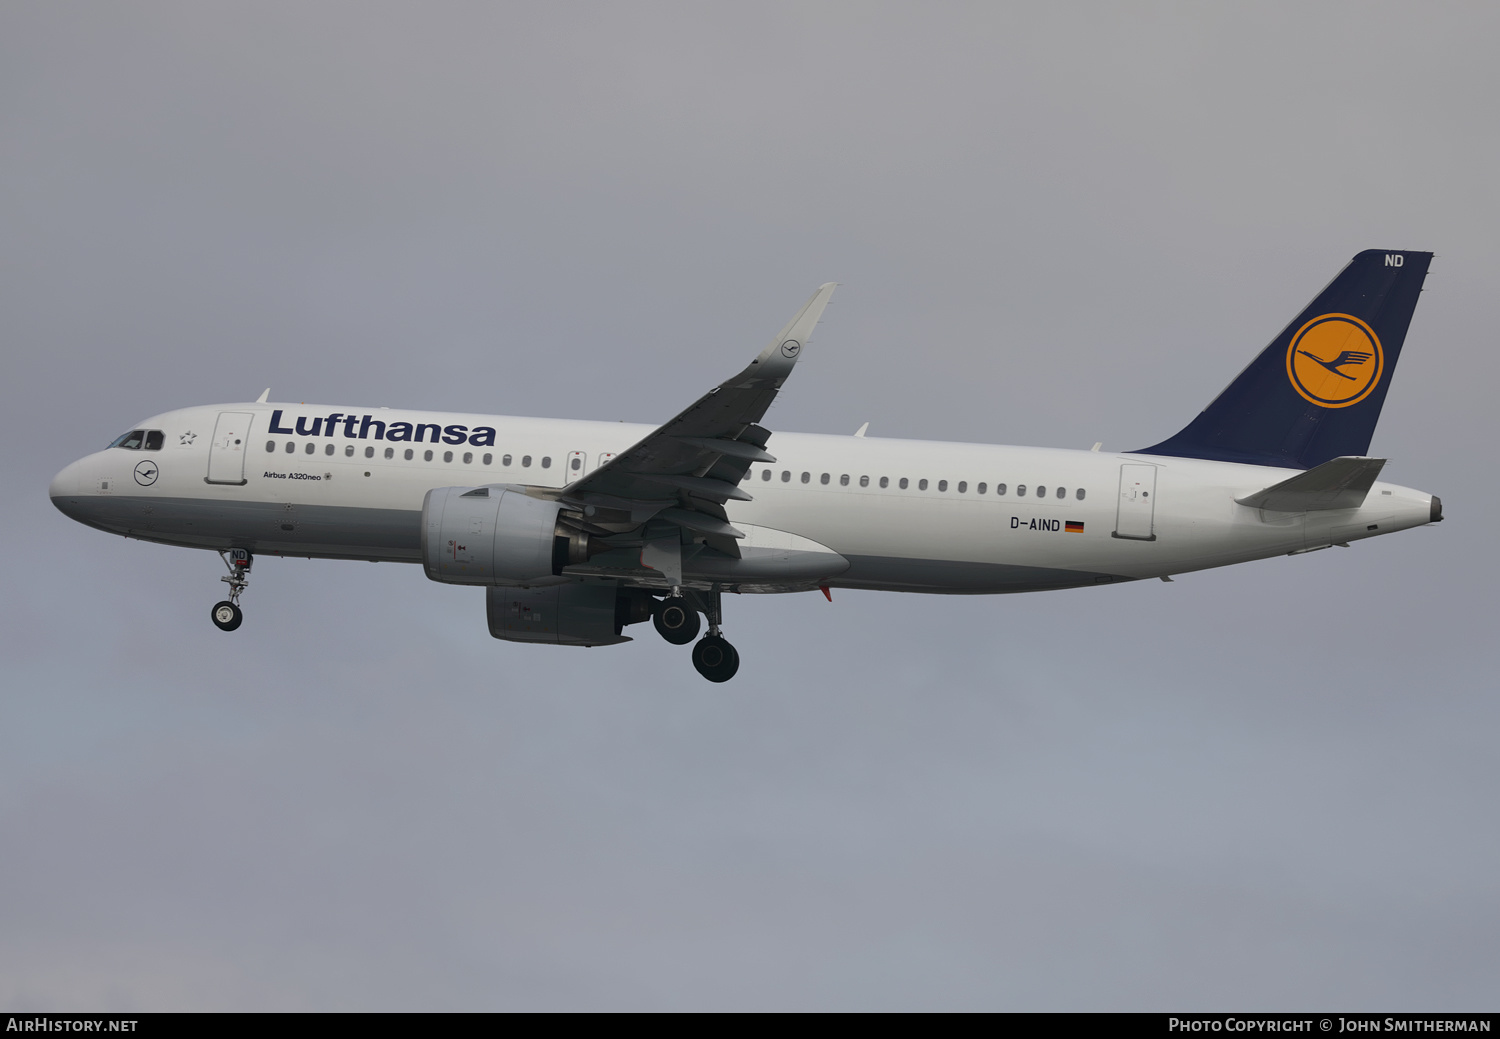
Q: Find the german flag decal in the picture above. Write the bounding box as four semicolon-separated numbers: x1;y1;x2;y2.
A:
1065;521;1085;533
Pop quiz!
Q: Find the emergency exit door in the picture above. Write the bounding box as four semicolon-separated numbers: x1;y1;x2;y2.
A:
1113;463;1158;541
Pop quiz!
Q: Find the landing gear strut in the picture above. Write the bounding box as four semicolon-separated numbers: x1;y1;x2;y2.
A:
211;548;252;632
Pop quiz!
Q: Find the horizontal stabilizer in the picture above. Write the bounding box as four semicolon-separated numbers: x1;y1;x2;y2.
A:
1235;456;1387;512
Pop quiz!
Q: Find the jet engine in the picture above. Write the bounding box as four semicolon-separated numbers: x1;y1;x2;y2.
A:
421;485;587;586
487;581;653;646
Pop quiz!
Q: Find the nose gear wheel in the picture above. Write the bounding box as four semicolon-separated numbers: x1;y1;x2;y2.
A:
211;601;243;631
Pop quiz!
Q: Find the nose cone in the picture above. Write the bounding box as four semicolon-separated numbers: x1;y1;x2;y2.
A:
50;458;85;516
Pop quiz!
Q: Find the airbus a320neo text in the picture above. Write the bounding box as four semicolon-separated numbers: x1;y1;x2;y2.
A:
52;250;1441;682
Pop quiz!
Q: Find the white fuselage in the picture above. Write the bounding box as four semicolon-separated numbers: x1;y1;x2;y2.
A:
50;402;1437;594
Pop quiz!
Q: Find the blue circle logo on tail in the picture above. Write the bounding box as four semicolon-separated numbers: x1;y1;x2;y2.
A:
1285;313;1384;408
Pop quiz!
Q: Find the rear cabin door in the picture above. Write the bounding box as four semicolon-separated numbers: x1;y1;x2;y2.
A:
1113;463;1158;541
206;411;253;485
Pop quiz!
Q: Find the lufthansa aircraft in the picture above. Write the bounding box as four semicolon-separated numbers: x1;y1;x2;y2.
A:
51;250;1440;681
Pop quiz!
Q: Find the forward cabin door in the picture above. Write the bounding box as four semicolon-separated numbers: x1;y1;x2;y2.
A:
206;411;254;485
1113;463;1157;541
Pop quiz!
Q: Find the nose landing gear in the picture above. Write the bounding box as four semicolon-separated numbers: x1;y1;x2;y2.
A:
211;549;252;632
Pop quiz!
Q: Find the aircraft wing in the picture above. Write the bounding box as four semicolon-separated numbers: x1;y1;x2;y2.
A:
558;283;837;554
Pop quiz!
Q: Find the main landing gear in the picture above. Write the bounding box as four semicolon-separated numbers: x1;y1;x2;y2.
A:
654;589;740;683
211;548;252;632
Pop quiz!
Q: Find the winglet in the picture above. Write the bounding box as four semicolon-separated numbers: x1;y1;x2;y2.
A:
854;422;869;438
742;283;837;385
256;388;270;404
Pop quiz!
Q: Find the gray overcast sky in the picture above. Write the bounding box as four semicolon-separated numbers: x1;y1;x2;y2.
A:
2;2;1497;1010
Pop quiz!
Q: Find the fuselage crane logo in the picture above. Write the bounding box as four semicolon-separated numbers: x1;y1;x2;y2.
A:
133;460;159;486
1285;313;1384;409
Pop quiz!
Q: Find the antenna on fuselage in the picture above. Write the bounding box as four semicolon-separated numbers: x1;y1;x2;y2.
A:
255;388;270;403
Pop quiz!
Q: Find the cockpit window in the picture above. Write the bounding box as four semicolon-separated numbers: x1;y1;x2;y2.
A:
109;429;164;450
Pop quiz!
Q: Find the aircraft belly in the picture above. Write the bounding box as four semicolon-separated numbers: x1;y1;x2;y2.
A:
835;555;1131;594
50;493;423;561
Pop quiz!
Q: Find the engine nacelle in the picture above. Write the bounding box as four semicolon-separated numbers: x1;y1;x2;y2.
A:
487;581;646;646
422;485;565;586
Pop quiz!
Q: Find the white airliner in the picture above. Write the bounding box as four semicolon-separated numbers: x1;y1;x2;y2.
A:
51;250;1441;681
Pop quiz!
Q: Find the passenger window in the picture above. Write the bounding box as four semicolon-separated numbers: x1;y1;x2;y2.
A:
325;443;334;456
464;452;473;464
977;482;987;494
305;443;315;455
918;479;928;491
938;480;948;492
424;450;434;462
800;472;810;483
782;471;791;482
109;430;146;450
570;456;581;471
266;441;276;453
1036;485;1046;497
879;477;889;488
860;476;869;487
1056;486;1066;499
443;451;453;463
365;446;374;458
384;447;394;459
899;478;909;490
541;457;551;468
286;442;296;454
1076;488;1086;500
404;449;414;460
1015;484;1025;496
144;430;164;450
761;469;771;481
522;455;532;467
957;481;966;493
345;445;354;457
840;474;849;486
482;453;492;465
502;454;512;466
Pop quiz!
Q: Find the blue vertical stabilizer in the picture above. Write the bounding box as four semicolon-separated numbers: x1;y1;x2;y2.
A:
1137;250;1431;469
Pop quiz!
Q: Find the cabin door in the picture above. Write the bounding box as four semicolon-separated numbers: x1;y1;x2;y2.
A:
206;411;254;485
1113;464;1158;541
